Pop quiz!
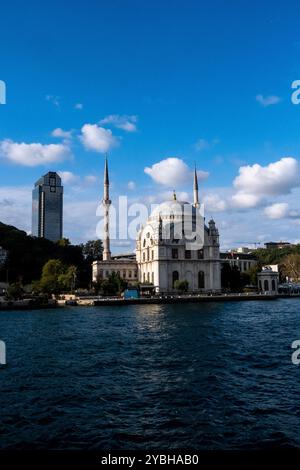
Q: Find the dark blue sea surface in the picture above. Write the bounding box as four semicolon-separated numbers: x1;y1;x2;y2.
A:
0;299;300;450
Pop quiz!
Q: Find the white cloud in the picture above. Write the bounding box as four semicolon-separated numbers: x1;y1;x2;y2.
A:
58;171;79;185
0;186;31;233
204;194;228;212
264;203;289;219
100;114;138;132
128;181;136;190
256;94;281;107
74;103;83;110
58;172;98;187
264;202;300;219
203;157;300;211
167;190;189;201
194;138;219;152
63;199;100;243
233;157;300;200
46;95;60;107
144;157;209;187
0;139;71;167
52;128;73;140
80;124;118;153
84;175;98;186
231;192;263;209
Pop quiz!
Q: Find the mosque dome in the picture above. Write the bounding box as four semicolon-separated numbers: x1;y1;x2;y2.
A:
149;198;198;221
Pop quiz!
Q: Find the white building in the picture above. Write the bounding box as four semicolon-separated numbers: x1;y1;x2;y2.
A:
93;160;222;293
92;255;138;284
136;196;221;293
220;251;257;273
258;266;279;294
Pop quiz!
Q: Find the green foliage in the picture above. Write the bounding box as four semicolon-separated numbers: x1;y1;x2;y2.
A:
0;222;89;286
81;240;103;261
5;282;24;300
96;272;127;296
38;259;77;294
174;279;189;292
58;265;77;291
56;238;71;247
281;253;300;281
254;245;300;282
255;245;300;266
246;264;262;285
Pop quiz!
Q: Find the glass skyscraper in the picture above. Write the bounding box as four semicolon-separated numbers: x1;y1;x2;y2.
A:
32;172;63;242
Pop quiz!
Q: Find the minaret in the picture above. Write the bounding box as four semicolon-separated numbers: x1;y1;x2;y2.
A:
193;164;199;208
102;156;111;261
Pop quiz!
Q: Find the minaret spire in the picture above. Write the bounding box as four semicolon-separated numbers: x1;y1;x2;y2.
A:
193;163;199;208
103;155;111;261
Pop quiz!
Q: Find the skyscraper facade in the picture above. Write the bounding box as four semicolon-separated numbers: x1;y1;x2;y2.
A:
32;172;63;242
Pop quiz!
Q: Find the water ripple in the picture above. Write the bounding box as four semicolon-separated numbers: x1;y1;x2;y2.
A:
0;299;300;450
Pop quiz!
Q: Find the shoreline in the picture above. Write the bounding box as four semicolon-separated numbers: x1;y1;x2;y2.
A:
1;293;299;310
93;293;280;306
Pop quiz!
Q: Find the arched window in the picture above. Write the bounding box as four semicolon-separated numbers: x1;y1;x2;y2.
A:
143;273;146;283
264;279;269;291
198;271;205;289
143;239;146;247
259;280;262;290
172;270;179;288
272;279;276;291
147;247;150;261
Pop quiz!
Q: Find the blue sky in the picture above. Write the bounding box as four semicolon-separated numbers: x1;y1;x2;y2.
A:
0;0;300;249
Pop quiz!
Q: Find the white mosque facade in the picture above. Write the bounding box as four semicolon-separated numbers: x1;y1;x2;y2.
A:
92;159;222;293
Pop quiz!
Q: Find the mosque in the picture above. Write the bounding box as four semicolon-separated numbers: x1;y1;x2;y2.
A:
92;159;222;293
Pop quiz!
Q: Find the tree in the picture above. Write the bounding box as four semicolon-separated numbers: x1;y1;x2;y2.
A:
81;240;103;261
58;265;77;292
38;259;77;294
5;282;24;300
246;264;262;286
281;254;300;281
100;272;127;296
255;244;300;266
221;264;245;292
174;280;189;292
56;238;71;247
39;259;65;293
0;222;86;285
221;263;232;290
